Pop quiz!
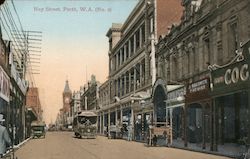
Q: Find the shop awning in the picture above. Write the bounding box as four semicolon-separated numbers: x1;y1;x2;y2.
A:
27;107;38;121
166;103;185;109
130;91;150;100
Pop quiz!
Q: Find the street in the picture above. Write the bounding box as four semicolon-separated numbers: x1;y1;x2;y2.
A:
15;132;231;159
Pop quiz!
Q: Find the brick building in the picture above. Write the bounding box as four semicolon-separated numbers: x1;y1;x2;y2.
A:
26;87;42;120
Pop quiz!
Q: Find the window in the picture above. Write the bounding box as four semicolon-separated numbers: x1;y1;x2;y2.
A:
136;30;140;50
125;73;129;94
118;53;120;66
135;64;140;89
130;69;134;92
130;36;134;56
118;78;121;97
125;44;128;61
121;48;124;64
230;23;238;53
204;38;211;69
122;75;125;96
141;24;145;44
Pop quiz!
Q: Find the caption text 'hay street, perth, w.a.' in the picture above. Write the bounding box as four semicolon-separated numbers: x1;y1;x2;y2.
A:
33;6;112;13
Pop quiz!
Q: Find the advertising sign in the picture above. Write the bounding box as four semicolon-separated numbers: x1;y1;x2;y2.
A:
0;66;10;102
211;41;250;95
186;78;210;103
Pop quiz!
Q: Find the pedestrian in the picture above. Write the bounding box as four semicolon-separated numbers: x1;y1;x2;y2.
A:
127;122;133;141
152;135;157;146
0;114;11;156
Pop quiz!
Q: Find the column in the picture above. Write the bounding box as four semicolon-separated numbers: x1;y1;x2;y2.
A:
212;98;217;151
116;78;119;97
170;108;173;145
120;106;123;125
248;90;250;146
131;107;134;140
134;66;136;92
128;40;131;57
124;45;127;62
164;58;168;82
140;62;142;87
122;75;124;96
97;113;100;134
124;74;127;95
102;112;105;135
184;106;188;147
129;71;131;93
115;108;118;125
119;77;122;97
116;54;119;69
202;104;206;150
178;49;182;79
210;100;214;151
108;110;111;137
134;34;136;54
118;77;120;97
99;112;102;134
139;27;142;48
120;51;122;65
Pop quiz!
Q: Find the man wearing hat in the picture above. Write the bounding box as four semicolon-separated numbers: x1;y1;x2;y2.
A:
0;114;11;156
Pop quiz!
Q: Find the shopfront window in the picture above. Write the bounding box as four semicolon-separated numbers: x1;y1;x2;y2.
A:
172;107;184;140
187;104;203;144
216;91;249;144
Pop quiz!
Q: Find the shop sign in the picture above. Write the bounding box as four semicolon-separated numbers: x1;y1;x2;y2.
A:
186;78;210;102
211;39;250;94
213;62;249;90
167;87;186;101
187;78;209;94
0;66;10;102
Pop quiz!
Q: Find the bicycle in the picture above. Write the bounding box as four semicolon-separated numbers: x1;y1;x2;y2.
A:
237;137;250;159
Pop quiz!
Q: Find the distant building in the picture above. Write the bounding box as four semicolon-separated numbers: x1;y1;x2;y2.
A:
62;80;72;127
26;87;42;120
69;90;81;122
80;75;100;111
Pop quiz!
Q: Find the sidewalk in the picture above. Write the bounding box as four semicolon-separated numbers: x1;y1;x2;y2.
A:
13;137;31;151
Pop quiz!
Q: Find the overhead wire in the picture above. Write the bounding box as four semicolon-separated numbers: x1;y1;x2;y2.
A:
0;1;37;87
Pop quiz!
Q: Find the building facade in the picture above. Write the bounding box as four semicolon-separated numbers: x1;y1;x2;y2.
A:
0;25;28;144
70;91;81;120
80;75;100;111
155;0;250;156
98;0;183;141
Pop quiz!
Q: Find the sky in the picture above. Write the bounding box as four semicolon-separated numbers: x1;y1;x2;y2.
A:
5;0;139;124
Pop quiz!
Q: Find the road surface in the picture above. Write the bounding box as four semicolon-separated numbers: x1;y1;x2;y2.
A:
16;132;231;159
